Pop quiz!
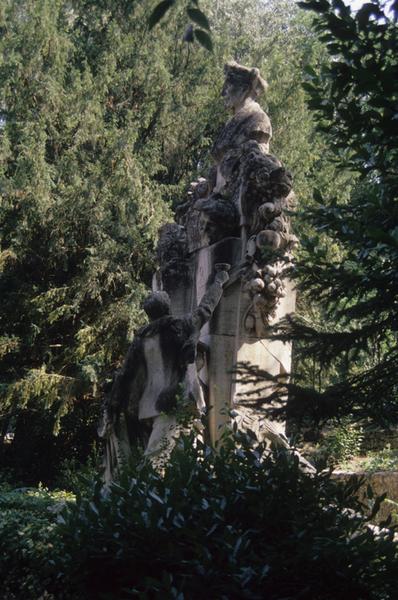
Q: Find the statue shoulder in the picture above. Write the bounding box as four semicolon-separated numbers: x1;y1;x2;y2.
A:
212;103;272;161
236;103;272;144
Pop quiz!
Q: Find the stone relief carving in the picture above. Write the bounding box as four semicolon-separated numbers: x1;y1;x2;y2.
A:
156;223;190;288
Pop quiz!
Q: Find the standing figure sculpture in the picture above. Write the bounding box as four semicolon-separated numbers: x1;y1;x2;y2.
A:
99;266;229;483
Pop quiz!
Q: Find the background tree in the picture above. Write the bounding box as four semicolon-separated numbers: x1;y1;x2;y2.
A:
243;0;398;428
0;0;344;483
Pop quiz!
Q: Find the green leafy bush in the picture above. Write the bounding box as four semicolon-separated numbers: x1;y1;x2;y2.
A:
54;446;102;496
362;445;398;474
0;485;74;599
49;432;397;600
314;419;364;468
275;0;398;426
1;433;397;599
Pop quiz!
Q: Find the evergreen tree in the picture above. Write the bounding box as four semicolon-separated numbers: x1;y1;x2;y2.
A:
249;0;398;426
0;0;169;432
0;0;345;480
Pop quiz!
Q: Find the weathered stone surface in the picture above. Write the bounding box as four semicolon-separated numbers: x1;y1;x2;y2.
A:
172;62;297;447
100;268;229;482
156;223;190;288
101;61;301;480
212;61;271;162
333;470;398;524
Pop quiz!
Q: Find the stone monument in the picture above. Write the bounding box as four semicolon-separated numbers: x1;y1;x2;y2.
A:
100;61;300;480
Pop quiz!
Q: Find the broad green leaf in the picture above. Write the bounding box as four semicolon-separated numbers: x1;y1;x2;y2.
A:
148;0;175;30
357;3;382;28
183;23;194;42
369;492;387;520
194;28;213;51
303;65;318;77
313;188;323;203
187;7;210;31
297;0;331;12
331;0;351;16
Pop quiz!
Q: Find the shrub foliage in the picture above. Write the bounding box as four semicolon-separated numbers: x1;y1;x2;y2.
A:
50;433;397;600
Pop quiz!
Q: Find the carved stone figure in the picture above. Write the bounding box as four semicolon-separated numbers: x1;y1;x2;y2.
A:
154;61;298;446
155;223;190;288
212;61;272;163
101;61;307;480
99;266;229;482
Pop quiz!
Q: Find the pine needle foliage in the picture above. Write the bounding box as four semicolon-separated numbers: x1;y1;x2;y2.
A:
0;0;350;478
0;0;176;430
250;0;398;425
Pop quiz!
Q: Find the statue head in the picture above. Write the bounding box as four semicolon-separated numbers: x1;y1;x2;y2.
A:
143;291;171;320
222;61;268;111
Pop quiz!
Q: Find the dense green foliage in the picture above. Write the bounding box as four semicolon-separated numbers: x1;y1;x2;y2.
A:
0;484;74;599
312;419;364;468
245;0;398;427
0;0;173;478
1;396;99;485
148;0;213;51
1;2;398;598
0;0;342;483
1;435;397;600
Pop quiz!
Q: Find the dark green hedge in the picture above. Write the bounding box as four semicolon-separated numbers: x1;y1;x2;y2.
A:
3;432;394;600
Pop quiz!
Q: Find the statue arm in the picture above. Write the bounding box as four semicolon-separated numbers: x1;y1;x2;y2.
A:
180;267;229;366
192;265;230;332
